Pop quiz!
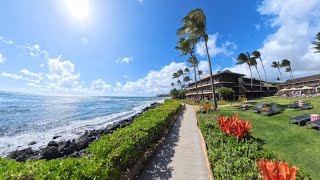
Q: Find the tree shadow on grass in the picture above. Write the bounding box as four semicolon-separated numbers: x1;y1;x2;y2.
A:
137;107;184;180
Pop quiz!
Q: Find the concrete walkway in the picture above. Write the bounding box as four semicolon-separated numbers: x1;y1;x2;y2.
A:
138;104;212;180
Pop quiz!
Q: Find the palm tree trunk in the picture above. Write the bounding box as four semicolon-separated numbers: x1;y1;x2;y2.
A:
182;74;186;89
289;65;295;87
203;34;217;109
260;58;268;90
190;54;199;102
248;64;253;88
197;66;204;100
278;68;284;83
255;65;262;97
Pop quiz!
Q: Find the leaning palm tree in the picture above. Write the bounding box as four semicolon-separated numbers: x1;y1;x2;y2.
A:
281;59;295;87
197;70;205;100
177;69;185;89
177;79;182;90
172;72;181;89
176;37;200;101
236;52;253;88
171;82;175;87
252;51;268;89
184;76;191;88
184;68;192;82
271;61;283;83
249;57;262;94
177;8;217;108
311;32;320;53
187;56;200;101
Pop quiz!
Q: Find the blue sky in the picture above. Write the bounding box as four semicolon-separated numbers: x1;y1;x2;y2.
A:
0;0;319;96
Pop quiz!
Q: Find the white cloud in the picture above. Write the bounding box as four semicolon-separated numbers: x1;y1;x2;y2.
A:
123;75;128;78
91;79;112;91
255;24;261;31
116;56;133;64
26;44;49;58
20;69;43;80
0;72;23;80
0;36;15;45
46;56;80;88
196;33;237;57
40;64;44;67
26;83;43;88
225;0;320;82
138;0;143;4
0;53;6;64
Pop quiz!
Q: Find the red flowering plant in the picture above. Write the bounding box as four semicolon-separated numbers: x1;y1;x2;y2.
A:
257;159;298;180
201;103;213;113
218;114;251;139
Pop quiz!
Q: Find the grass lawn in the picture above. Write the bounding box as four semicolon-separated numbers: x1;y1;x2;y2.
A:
179;99;232;106
213;96;320;179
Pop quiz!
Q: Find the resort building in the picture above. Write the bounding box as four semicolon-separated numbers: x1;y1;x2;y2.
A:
279;74;320;89
185;70;278;100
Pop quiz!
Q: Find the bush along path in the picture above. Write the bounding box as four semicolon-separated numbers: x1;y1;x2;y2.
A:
197;112;311;180
138;104;213;180
0;100;181;179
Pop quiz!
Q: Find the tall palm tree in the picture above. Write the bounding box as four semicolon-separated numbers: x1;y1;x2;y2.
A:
176;37;200;101
252;50;268;89
236;52;253;88
171;82;175;87
184;76;191;88
197;70;204;100
249;57;262;93
177;8;217;108
177;69;185;89
172;72;181;89
177;79;182;90
311;32;320;53
281;59;295;87
184;68;192;82
187;56;200;101
271;61;283;83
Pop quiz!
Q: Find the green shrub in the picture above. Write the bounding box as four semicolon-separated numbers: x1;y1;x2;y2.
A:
197;113;310;180
0;100;181;180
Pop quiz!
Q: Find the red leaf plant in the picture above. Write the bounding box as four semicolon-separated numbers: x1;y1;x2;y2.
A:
257;159;298;180
218;114;251;139
202;104;213;112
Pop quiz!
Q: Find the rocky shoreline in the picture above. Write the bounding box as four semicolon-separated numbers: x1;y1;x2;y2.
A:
6;102;162;162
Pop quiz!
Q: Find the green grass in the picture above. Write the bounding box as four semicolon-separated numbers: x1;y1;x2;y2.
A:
213;96;320;179
179;99;232;106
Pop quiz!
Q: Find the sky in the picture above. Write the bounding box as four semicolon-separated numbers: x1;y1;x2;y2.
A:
0;0;319;96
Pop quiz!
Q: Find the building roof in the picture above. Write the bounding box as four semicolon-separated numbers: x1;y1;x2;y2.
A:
284;74;320;84
201;70;245;80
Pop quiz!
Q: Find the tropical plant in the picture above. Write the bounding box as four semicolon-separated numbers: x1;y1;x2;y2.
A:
201;103;213;113
257;159;298;180
170;88;179;98
176;37;200;101
271;61;283;83
218;115;251;140
183;76;191;87
281;59;295;87
249;57;263;93
197;69;204;100
252;51;268;90
184;68;192;84
177;8;217;109
237;52;253;88
311;32;320;53
177;79;182;90
217;87;234;101
172;72;181;89
177;69;185;88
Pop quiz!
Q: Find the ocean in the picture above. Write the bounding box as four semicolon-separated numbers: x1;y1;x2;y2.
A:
0;92;166;157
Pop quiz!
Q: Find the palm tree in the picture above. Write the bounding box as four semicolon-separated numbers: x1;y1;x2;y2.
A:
271;61;283;83
184;76;191;88
171;82;175;87
236;52;253;88
197;70;205;100
187;56;200;101
252;51;268;90
281;59;295;86
177;69;185;89
177;8;217;109
184;68;192;82
177;79;182;90
172;72;182;89
176;37;200;101
311;32;320;53
249;57;262;93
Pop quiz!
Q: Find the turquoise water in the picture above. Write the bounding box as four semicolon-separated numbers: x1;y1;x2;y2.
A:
0;92;166;156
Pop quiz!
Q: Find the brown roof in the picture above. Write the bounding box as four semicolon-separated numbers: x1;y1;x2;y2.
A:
284;74;320;84
201;70;245;80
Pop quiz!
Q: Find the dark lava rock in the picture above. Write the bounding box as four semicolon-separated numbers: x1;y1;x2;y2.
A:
53;135;61;139
47;141;59;147
41;146;61;160
28;141;37;146
69;151;79;158
28;155;42;161
7;147;34;160
76;136;89;150
58;140;71;152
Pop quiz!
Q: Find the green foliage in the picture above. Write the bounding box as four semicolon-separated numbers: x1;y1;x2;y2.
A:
0;100;181;179
197;112;310;180
170;88;186;99
217;87;234;101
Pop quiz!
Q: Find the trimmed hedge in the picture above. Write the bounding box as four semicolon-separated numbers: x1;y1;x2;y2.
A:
197;113;311;180
0;100;181;180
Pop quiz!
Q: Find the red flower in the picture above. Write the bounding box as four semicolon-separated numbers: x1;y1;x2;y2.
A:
257;159;298;180
218;115;251;139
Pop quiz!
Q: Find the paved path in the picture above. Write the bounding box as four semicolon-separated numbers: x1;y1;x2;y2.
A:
138;104;212;180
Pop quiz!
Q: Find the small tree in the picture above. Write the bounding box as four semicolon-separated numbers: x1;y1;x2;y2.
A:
217;87;234;101
170;88;179;99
